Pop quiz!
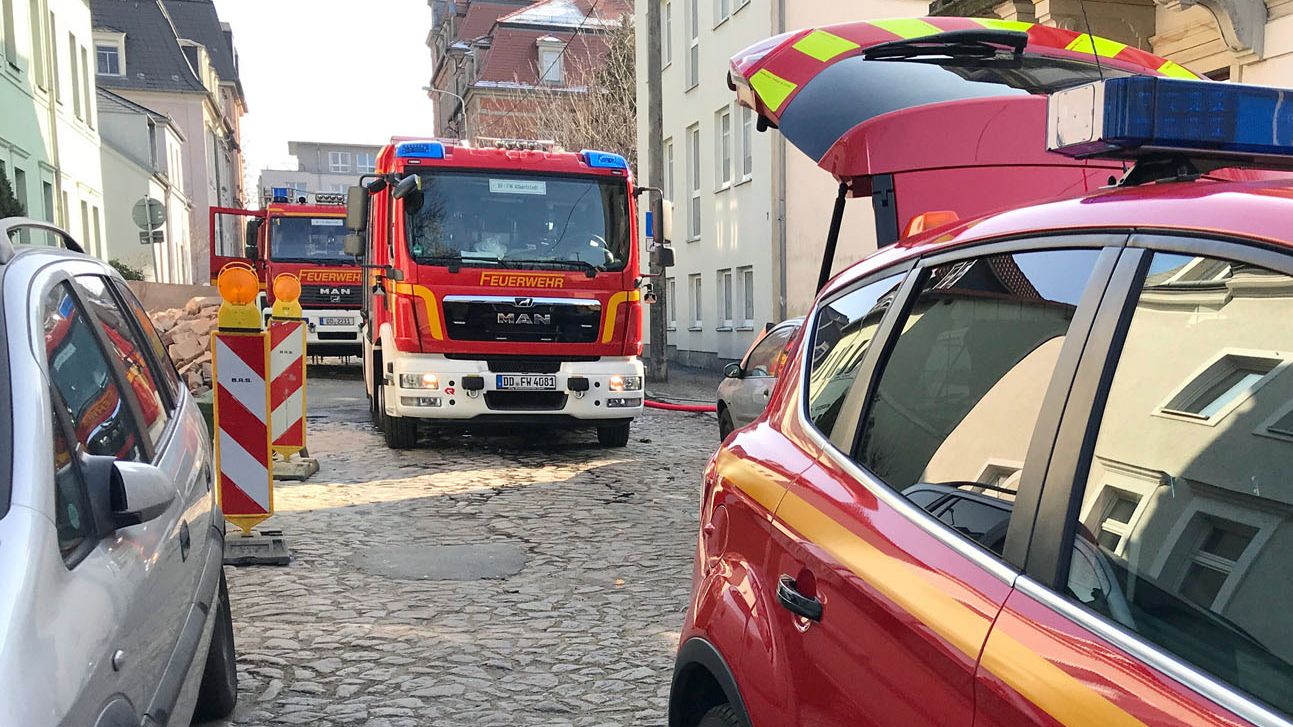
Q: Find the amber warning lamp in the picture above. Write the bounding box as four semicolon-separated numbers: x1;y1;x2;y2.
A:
902;210;960;240
271;273;303;320
217;262;263;330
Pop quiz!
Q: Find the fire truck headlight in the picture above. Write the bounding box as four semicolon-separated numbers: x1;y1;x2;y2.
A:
400;373;440;390
608;375;642;392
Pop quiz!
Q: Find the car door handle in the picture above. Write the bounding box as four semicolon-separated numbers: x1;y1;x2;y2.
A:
777;575;823;622
179;520;191;561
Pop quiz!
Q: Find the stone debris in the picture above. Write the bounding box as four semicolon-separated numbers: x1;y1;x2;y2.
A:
152;295;222;395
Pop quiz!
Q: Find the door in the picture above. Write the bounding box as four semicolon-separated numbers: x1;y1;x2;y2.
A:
976;240;1293;726
730;324;797;427
770;244;1116;725
209;206;263;284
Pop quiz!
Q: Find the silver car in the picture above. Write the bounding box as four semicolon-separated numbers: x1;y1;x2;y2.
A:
717;318;803;440
0;220;237;726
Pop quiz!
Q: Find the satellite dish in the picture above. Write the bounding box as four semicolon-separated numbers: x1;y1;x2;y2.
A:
131;197;166;232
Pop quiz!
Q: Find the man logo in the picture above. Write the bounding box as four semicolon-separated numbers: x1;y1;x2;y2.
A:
514;297;535;308
497;313;552;325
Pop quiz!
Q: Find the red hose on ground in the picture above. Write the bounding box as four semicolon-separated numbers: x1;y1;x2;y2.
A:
645;399;717;413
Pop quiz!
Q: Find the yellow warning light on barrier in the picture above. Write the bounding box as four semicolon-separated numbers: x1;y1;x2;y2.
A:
271;273;303;320
217;263;263;330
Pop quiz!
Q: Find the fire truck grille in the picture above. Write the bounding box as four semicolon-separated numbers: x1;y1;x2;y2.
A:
299;284;361;307
443;299;601;344
484;392;568;411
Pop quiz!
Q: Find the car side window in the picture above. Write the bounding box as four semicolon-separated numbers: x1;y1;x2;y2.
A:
806;274;904;439
111;278;183;401
42;282;145;461
855;249;1103;552
50;398;94;564
1063;252;1293;716
745;326;796;378
76;275;171;447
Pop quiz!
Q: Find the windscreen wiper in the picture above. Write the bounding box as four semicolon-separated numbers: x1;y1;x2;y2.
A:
500;258;601;278
863;29;1028;61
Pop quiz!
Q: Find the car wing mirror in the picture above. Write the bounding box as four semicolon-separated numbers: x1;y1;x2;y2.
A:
723;362;744;379
83;456;176;537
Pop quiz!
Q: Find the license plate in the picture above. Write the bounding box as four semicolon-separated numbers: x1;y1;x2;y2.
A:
320;317;353;326
496;374;557;390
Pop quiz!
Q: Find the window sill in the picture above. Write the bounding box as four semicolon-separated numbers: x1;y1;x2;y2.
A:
687;236;701;243
716;325;734;332
715;182;732;193
688;325;703;332
667;324;677;331
736;324;754;331
685;81;698;93
735;175;753;187
713;15;730;30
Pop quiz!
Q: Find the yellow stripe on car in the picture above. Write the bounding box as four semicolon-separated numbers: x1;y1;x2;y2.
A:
749;69;798;113
1157;60;1198;78
869;17;943;40
971;18;1035;32
1065;33;1128;58
600;290;640;344
793;29;861;62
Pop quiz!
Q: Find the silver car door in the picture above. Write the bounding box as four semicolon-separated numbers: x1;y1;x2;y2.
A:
731;326;796;428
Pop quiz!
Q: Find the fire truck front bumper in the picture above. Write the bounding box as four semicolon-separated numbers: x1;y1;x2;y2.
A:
385;355;645;422
301;309;362;356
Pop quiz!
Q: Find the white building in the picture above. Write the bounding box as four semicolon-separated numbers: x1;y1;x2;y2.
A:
636;0;923;369
0;0;106;254
97;88;191;283
257;140;383;205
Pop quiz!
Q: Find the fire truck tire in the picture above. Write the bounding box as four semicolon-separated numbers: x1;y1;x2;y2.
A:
596;420;632;448
385;415;418;449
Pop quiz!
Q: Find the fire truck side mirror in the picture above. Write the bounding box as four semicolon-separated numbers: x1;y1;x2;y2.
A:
244;218;261;258
344;233;364;258
652;245;675;269
658;200;674;245
391;174;421;201
345;185;368;232
243;243;258;262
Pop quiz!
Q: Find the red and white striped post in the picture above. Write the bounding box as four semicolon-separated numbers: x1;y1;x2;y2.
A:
269;318;307;456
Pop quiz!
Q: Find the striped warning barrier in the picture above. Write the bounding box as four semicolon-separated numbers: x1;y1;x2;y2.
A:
269;318;307;456
212;328;273;535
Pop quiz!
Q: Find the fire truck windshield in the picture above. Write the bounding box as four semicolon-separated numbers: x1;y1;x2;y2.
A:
403;170;631;273
270;216;350;263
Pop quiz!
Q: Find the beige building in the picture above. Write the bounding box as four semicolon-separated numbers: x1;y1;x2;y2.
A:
635;0;924;369
257;140;383;205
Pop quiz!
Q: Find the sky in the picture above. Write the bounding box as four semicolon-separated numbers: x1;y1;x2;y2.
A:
213;0;436;199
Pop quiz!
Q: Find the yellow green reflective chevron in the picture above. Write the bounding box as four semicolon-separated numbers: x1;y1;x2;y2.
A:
870;18;942;40
1065;33;1127;58
793;29;861;62
1156;60;1197;78
971;18;1034;32
749;68;798;113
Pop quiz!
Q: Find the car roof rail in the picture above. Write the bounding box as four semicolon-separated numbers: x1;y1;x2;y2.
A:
0;217;86;264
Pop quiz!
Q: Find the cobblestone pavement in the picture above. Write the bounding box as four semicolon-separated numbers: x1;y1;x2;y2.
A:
204;370;721;727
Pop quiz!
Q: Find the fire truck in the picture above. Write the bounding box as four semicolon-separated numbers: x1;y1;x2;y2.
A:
343;138;665;449
210;190;363;356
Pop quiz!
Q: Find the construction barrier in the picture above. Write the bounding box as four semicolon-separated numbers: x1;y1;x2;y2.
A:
268;274;307;456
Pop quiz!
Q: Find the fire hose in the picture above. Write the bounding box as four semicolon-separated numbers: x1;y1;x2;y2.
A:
644;398;717;413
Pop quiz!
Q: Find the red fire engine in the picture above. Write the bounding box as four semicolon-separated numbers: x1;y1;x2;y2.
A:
210;191;363;356
344;138;664;449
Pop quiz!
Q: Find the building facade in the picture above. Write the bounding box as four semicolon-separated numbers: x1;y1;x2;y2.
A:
96;88;191;283
257;140;383;205
91;0;246;284
0;0;106;256
635;0;924;370
427;0;632;140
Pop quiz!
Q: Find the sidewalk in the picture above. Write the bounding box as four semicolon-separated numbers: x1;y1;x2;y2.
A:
645;364;722;405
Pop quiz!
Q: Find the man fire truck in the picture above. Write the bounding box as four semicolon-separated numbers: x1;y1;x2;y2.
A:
344;138;665;449
211;191;363;356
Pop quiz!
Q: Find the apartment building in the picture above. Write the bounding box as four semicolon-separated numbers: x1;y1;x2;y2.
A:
258;140;383;204
0;0;106;256
635;0;923;369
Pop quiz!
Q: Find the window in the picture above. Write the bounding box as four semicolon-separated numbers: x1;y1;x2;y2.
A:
29;0;42;87
717;268;733;328
41;181;52;222
68;32;79;118
49;12;58;102
328;151;351;174
50;400;93;564
716;106;732;188
662;0;672;67
685;0;698;89
1161;353;1281;421
95;44;120;75
91;205;101;254
112;278;181;397
740;266;754;327
857;249;1102;495
2;0;16;68
356;152;376;174
806;274;903;440
1064;251;1293;717
77;275;171;446
713;0;730;24
686;124;700;239
537;40;564;85
663;138;674;201
80;45;92;126
740;107;754;180
745;325;796;378
666;277;677;329
60;190;67;227
1266;406;1293;439
689;273;702;328
79;200;88;250
43;282;145;460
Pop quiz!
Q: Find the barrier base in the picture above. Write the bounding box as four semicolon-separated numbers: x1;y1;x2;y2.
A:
274;456;319;481
224;528;292;566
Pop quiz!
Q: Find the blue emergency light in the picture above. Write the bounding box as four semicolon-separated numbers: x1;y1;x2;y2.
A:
272;187;290;199
582;150;629;170
1049;77;1293;166
395;141;446;160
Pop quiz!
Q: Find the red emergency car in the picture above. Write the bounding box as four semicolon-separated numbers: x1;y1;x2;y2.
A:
670;77;1293;725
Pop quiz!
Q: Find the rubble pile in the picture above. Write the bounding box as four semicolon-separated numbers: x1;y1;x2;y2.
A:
151;295;221;395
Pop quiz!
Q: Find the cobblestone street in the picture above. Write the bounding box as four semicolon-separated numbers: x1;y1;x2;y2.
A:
207;369;720;727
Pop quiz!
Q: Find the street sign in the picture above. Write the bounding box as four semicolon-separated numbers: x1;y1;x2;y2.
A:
131;197;166;232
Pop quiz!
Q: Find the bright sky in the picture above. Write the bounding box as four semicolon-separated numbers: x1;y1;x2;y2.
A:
214;0;435;201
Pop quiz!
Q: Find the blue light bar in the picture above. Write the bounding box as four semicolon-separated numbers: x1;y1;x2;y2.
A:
1049;77;1293;165
395;141;446;160
582;150;629;170
272;187;289;199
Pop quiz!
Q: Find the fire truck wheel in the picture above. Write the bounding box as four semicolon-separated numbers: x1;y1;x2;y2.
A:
379;387;418;449
596;421;632;448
